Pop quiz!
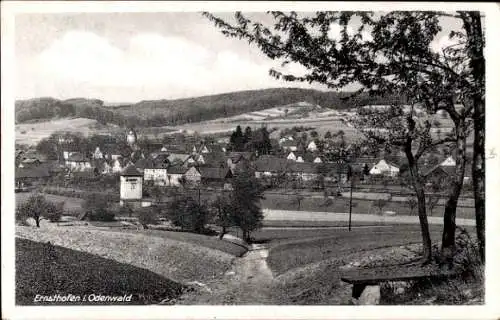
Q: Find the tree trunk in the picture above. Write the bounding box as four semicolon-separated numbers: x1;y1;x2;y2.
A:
441;123;467;263
404;145;432;263
466;12;486;264
219;226;226;240
35;216;40;228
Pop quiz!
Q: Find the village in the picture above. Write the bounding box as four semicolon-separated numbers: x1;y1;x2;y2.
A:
8;8;489;311
15;122;472;213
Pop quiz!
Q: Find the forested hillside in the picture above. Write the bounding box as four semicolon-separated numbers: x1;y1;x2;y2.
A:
15;88;406;127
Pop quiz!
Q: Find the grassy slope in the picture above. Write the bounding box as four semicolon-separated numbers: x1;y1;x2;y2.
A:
16;238;185;305
15;226;235;284
264;224;445;275
113;229;248;257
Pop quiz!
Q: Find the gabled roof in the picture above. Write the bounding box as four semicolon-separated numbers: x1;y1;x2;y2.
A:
253;156;290;173
168;153;191;164
121;164;143;176
67;152;89;162
287;162;319;174
201;152;226;166
16;166;51;179
199;167;232;180
228;151;254;162
168;165;188;174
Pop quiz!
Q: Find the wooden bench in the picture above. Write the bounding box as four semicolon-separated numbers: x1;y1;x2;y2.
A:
340;265;457;299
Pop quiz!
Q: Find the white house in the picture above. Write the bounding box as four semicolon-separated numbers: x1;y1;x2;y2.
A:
184;166;202;184
287;151;297;161
167;166;187;187
200;145;210;153
296;155;305;162
112;158;126;173
143;163;168;186
313;156;323;163
93;147;104;159
307;141;318;152
369;159;400;177
66;153;92;172
440;156;456;167
120;164;143;207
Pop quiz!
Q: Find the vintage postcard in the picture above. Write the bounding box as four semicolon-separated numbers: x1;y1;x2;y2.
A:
2;1;500;319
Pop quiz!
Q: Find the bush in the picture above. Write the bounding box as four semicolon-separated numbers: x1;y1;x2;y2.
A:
137;207;159;229
45;201;64;222
166;196;213;234
83;193;115;222
16;194;64;226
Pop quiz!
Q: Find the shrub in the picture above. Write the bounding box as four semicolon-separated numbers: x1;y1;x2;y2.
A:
83;193;115;222
137;207;159;229
45;201;65;222
166;196;213;233
16;194;64;226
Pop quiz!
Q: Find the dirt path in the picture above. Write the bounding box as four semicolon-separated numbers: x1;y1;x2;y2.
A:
174;243;277;305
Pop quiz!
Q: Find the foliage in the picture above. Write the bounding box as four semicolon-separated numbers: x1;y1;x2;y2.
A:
230;169;265;241
166;196;213;234
427;194;440;216
212;194;234;238
82;193;115;222
137;206;159;229
16;194;62;227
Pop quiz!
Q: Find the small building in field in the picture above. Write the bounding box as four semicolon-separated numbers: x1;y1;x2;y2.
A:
120;164;144;207
369;159;400;177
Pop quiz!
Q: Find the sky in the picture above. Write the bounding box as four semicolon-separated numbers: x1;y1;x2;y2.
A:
15;12;461;103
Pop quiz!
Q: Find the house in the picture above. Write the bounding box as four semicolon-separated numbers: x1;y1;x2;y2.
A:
66;153;92;172
93;147;104;159
166;166;188;187
227;152;253;173
18;158;42;168
120;164;143;207
317;162;350;184
287;151;297;161
253;156;291;178
199;145;210;154
139;158;168;186
440;156;456;167
313;156;323;163
201;152;227;167
168;153;193;168
287;162;319;181
423;161;472;185
15;165;52;189
281;139;298;151
199;167;233;188
111;158;127;174
184;166;202;185
369;159;400;177
92;158;112;175
307;140;318;152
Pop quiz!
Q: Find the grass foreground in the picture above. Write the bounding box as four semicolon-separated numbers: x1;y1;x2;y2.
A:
16;238;185;305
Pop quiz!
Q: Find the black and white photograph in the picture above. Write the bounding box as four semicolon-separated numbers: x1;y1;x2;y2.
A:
2;1;499;319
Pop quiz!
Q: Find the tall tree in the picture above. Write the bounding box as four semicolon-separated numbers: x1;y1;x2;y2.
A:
204;11;484;262
230;125;245;151
231;169;265;242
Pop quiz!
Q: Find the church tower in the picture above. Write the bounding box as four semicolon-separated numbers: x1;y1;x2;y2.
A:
126;128;137;146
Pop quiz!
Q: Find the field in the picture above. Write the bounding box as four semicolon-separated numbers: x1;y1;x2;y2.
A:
16;192;85;214
16;226;236;284
16;238;185;305
114;229;248;257
261;192;475;219
263;224;443;275
15;117;121;145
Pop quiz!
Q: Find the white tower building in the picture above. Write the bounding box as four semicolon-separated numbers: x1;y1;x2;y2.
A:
120;164;143;207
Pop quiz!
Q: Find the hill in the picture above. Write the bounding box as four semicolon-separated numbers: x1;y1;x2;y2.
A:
15;88;406;128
